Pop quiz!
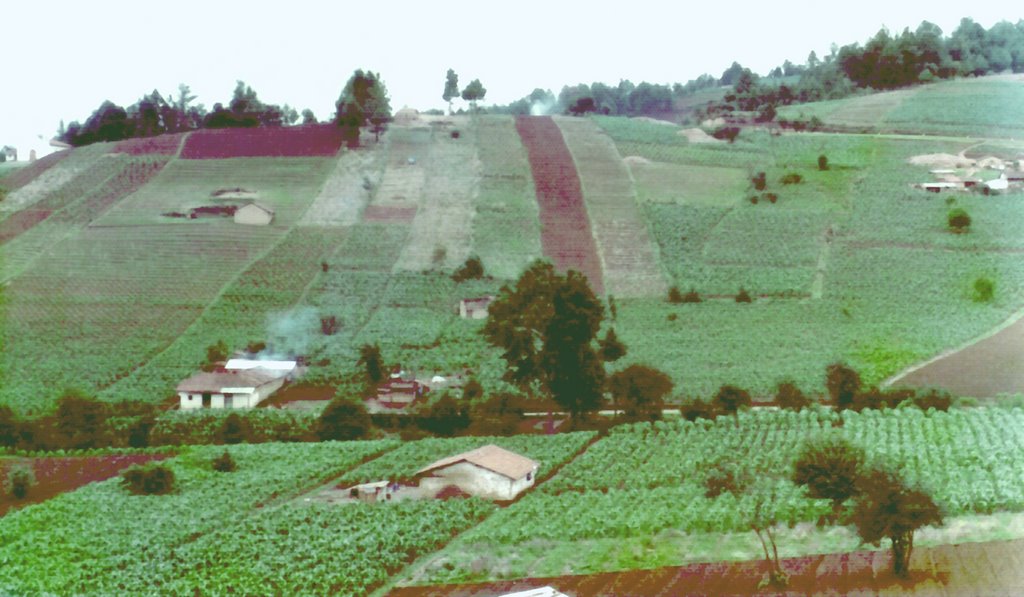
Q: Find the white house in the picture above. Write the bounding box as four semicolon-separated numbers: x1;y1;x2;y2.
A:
176;370;284;409
234;202;274;226
459;295;494;319
415;445;539;501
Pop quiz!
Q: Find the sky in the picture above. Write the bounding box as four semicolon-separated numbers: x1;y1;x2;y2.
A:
3;0;1019;159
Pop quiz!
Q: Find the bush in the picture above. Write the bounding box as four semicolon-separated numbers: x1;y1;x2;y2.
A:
947;208;971;233
704;462;744;498
818;155;829;170
713;384;752;416
913;389;952;412
682;289;702;303
317;396;372;441
667;286;683;303
5;465;35;500
462;378;484;401
713;126;740;143
212;450;237;472
775;381;810;410
217;412;252;445
451;256;484;282
451;130;461;139
735;288;752;303
973;276;995;303
764;192;778;203
679;398;717;421
751;171;767;191
780;173;803;185
826;363;861;410
121;463;176;495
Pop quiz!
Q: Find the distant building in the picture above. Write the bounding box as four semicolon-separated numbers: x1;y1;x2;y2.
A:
459;295;495;319
176;370;285;409
415;444;539;500
234;202;274;225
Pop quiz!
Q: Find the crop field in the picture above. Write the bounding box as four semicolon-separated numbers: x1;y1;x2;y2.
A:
180;124;345;158
302;143;385;225
407;407;1024;584
0;150;68;190
471;116;542;280
555;117;668;298
112;132;189;155
515;116;604;294
0;143;112;215
628;160;748;207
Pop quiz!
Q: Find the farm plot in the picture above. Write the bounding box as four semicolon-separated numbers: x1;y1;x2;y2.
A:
180;124;345;158
396;122;481;272
100;226;351;404
701;209;829;269
301;145;385;225
516;116;603;294
0;149;68;191
93;157;334;227
0;143;112;214
112;131;189;155
555;116;667;298
629;160;747;207
422;407;1024;583
472;116;542;280
0;441;396;595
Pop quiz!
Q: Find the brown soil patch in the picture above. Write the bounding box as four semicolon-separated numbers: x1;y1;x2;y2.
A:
0;453;172;516
389;539;1024;596
889;310;1024;397
680;128;721;144
364;205;418;222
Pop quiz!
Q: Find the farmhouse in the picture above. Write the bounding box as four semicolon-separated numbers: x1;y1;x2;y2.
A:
176;369;285;409
459;295;495;319
234;202;274;226
375;378;426;408
415;444;539;500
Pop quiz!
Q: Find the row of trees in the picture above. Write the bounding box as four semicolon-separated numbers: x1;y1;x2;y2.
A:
59;69;394;148
442;69;487;113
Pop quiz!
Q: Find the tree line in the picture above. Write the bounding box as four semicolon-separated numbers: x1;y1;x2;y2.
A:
58;70;392;148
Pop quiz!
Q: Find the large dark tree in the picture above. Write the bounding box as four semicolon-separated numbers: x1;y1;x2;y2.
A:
793;435;865;521
335;69;392;145
317;396;372;441
826;363;861;410
482;260;605;418
357;343;386;387
713;384;752;419
608;364;673;422
53;390;109;449
442;68;460;114
851;469;943;577
461;79;487;111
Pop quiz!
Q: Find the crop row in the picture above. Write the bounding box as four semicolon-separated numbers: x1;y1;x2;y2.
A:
180;125;346;159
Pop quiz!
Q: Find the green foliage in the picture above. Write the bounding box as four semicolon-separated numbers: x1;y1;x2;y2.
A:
419;394;470;437
712;384;752;415
704;461;745;498
54;389;109;450
335;69;392;144
826;363;861;410
451;256;485;282
792;435;865;516
121;463;176;495
317;396;372;441
818;154;829;170
973;276;995;303
217;413;251;445
5;464;35;500
608;364;673;422
443;68;460;112
212;450;237;472
947;207;971;233
780;173;803;185
203;340;229;371
461;79;487;107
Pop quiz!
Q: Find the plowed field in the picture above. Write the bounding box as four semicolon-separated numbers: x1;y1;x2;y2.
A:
181;125;345;158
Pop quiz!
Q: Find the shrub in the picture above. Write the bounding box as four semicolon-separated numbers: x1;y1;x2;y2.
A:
826;363;861;410
793;436;865;520
682;289;702;303
818;155;829;171
704;462;744;498
679;398;717;421
735;288;752;303
913;389;952;412
749;195;759;204
780;173;803;185
764;192;778;203
212;450;237;472
751;171;767;191
451;130;460;139
667;313;678;321
218;412;252;444
713;384;752;416
973;276;995;303
667;286;683;303
713;126;740;143
947;208;971;233
121;463;176;495
5;465;35;500
775;381;810;410
462;378;484;401
318;396;372;441
451;256;484;282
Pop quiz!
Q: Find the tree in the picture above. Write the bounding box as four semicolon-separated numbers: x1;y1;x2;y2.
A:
947;208;971;233
53;389;108;449
608;365;673;421
461;79;487;111
775;381;811;411
735;288;753;303
212;450;237;472
442;69;460;114
826;363;861;410
851;469;943;577
336;70;392;146
317;396;372;441
818;154;829;170
793;435;866;521
973;276;995;303
419;394;470;437
598;328;627;362
5;465;34;500
301;109;318;124
667;286;684;304
0;405;19;448
357;343;386;387
121;463;176;495
202;339;229;371
482;260;606;418
451;256;484;282
218;412;251;444
713;384;752;418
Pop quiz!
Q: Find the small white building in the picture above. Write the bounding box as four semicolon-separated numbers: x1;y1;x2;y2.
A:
176;370;285;409
234;202;274;226
459;295;494;319
415;445;539;501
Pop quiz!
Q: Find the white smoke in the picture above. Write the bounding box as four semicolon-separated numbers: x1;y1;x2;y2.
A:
264;307;320;357
529;98;558;116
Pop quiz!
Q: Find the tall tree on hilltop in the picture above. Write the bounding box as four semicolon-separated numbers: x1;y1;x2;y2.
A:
461;78;487;112
335;69;392;146
443;69;460;114
482;260;605;418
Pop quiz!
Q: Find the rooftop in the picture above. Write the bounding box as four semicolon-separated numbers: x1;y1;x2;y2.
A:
417;445;539;480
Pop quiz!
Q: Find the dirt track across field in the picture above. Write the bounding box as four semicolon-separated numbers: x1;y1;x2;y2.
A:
888;309;1024;397
388;539;1024;596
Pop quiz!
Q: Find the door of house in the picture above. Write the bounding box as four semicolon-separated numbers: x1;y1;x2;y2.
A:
202;393;211;407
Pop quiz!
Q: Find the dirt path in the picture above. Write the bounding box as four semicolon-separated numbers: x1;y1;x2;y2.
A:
387;538;1024;596
555;117;668;298
515;116;604;294
886;307;1024;397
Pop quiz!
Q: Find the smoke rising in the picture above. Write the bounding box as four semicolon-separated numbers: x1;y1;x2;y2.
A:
264;307;320;357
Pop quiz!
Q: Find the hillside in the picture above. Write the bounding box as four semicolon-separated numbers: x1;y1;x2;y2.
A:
1;77;1023;414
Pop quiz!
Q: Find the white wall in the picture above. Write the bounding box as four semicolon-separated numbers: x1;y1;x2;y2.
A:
419;462;536;500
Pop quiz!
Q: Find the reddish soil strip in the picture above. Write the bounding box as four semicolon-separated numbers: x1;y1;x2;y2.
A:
364;205;419;222
0;210;52;244
180;125;345;159
0;453;172;516
113;132;189;156
890;311;1024;397
515;116;603;294
388;539;1024;596
1;151;70;190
